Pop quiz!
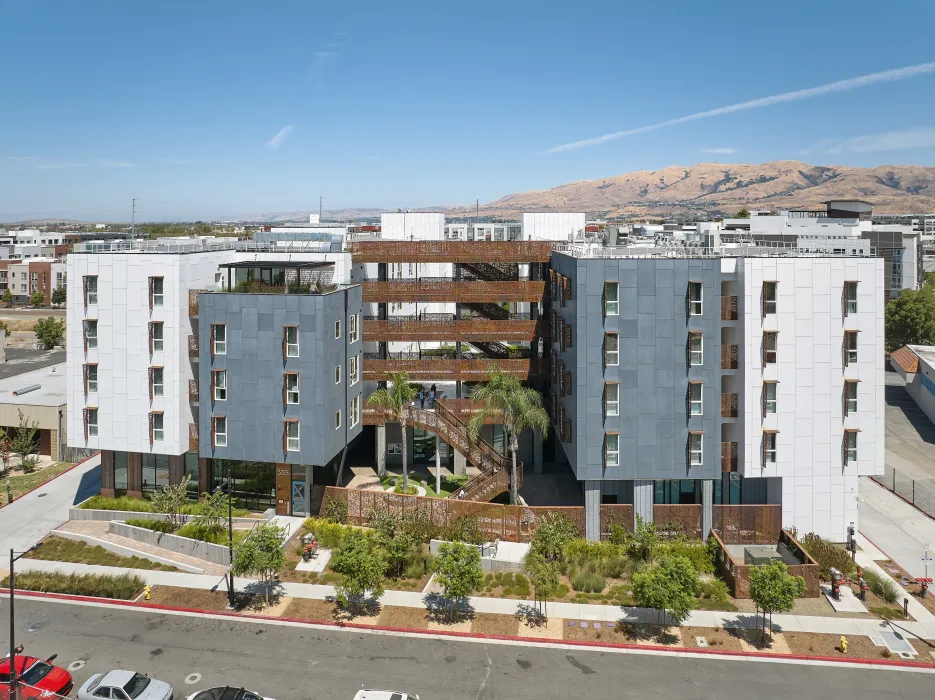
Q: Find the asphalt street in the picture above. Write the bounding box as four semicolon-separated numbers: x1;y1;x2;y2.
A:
1;598;931;700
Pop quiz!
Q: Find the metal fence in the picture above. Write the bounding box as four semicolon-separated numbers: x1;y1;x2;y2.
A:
872;465;935;519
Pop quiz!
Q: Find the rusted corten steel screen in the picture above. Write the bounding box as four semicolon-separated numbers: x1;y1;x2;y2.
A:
362;279;545;303
350;240;553;263
363;317;539;342
362;357;548;381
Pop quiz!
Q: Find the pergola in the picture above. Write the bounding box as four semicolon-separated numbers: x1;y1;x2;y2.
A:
219;260;335;290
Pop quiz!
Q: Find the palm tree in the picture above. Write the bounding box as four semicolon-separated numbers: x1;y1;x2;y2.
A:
367;371;418;489
468;367;549;504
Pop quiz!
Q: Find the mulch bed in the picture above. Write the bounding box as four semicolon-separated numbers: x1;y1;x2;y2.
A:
680;626;744;651
471;612;520;636
146;585;269;612
377;605;430;629
281;598;340;622
784;632;893;661
877;559;935;615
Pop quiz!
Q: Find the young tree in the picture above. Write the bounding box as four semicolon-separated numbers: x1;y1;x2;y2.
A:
529;512;578;562
331;530;387;612
369;506;414;579
748;560;806;640
193;489;230;535
150;475;190;528
524;549;560;618
468;367;549;504
632;555;698;631
51;286;66;306
34;317;65;349
367;371;418;486
734;207;751;218
29;290;45;308
0;431;9;477
629;514;659;562
231;522;287;605
433;540;484;620
2;288;14;308
11;410;39;474
885;285;935;351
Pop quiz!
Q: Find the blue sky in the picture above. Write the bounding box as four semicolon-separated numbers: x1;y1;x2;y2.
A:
2;0;934;221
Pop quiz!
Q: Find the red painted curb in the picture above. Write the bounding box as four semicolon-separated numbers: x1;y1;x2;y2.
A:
5;588;934;669
0;451;101;510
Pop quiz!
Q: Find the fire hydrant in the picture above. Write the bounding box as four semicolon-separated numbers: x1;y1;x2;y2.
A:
144;585;151;601
840;636;848;653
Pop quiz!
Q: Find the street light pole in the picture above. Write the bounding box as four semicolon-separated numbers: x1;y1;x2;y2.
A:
9;548;32;700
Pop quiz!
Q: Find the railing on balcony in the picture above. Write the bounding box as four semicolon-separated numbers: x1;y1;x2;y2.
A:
349;240;554;263
362;316;539;342
189;422;199;452
189;379;199;403
363;357;549;382
721;344;738;369
188;289;203;317
188;335;199;359
366;349;533;361
721;442;738;473
721;392;738;418
362;279;545;303
721;296;738;321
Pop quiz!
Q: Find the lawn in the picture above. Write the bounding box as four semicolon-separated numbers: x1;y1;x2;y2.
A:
4;462;75;503
24;536;180;571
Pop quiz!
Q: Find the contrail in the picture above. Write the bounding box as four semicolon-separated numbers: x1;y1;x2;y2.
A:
545;61;935;153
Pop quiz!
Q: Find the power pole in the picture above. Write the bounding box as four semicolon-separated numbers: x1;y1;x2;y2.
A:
131;198;137;237
319;197;323;223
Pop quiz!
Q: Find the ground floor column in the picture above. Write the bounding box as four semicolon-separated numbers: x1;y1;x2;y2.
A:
533;429;543;474
453;449;466;476
633;479;653;528
198;458;212;499
376;425;386;477
100;449;115;498
127;452;143;499
584;480;601;541
701;479;713;539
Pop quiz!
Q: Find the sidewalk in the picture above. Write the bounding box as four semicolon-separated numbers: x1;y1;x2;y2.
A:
13;551;935;640
859;477;935;580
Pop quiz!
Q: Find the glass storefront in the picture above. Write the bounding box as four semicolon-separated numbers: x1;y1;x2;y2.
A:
653;475;770;505
185;451;199;498
141;454;170;493
212;460;276;513
114;451;128;492
412;427;436;463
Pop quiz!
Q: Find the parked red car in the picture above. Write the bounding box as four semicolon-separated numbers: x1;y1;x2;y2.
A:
0;654;73;698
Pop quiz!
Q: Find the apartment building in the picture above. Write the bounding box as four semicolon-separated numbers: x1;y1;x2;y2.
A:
549;244;884;541
0;258;66;304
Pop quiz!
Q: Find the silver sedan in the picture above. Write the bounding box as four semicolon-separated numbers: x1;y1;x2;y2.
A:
78;670;173;700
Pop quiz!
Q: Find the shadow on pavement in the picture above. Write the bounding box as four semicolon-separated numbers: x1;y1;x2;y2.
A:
73;463;101;505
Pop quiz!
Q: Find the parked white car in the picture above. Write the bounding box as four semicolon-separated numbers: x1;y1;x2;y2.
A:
78;671;173;700
353;691;419;700
187;687;272;700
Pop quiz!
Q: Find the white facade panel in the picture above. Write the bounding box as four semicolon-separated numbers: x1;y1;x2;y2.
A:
521;213;585;241
380;213;444;241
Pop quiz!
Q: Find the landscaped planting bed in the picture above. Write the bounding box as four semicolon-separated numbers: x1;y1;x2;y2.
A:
4;462;75;503
80;494;254;517
2;571;144;599
25;535;180;571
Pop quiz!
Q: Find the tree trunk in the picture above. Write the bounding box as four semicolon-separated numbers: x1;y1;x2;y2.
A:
401;419;409;490
509;432;519;505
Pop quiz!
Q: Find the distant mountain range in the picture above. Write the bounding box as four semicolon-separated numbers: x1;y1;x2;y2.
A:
445;161;935;219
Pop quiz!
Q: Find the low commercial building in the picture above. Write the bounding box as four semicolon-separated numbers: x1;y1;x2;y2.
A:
890;345;935;425
0;357;67;460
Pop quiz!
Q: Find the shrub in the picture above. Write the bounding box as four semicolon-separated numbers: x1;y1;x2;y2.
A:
400;509;440;543
530;513;579;562
176;522;226;544
798;533;855;579
601;555;635;580
608;522;631;546
303;517;358;549
445;515;485;545
863;569;900;604
506;573;531;597
324;498;348;524
125;518;177;533
657;539;714;574
570;564;606;593
697;578;731;606
2;571;144;599
81;495;154;512
554;583;569;599
564;539;623;563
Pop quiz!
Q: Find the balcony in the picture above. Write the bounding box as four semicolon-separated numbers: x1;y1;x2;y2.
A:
720;344;738;370
362;315;540;342
349;240;553;263
721;392;738;418
363;356;549;382
721;442;738;472
189;422;199;452
362;279;545;303
721;296;738;321
363;399;502;426
188;335;199;359
189;379;199;403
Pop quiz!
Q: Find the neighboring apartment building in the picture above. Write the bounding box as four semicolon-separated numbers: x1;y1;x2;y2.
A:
0;258;66;304
890;345;935;428
549;245;884;542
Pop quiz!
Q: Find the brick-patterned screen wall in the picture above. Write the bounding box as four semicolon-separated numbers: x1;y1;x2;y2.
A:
711;529;820;599
600;504;634;538
653;504;703;539
712;505;781;544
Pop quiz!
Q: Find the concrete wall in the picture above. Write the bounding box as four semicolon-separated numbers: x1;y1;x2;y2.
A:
198;286;363;466
109;520;232;566
67;507;261;525
50;527;206;573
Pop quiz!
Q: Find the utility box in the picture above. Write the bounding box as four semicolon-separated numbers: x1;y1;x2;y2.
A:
743;545;783;566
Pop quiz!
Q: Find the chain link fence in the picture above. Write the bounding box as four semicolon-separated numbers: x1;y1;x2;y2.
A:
872;465;935;519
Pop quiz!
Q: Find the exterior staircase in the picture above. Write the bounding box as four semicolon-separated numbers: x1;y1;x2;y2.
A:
459;262;519;281
468;340;510;359
464;302;510;320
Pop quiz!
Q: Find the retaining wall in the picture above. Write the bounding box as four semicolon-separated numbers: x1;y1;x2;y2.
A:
108;521;232;566
69;508;262;525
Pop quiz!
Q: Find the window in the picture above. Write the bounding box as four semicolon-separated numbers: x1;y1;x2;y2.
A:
845;281;858;315
335;365;341;384
86;364;98;393
349;314;359;343
349;354;359;385
763;432;777;464
86;408;98;438
151;367;164;397
151;412;164;442
85;319;98;350
688;281;703;315
213;416;227;447
843;380;859;415
214;370;227;401
286;421;300;451
84;275;98;305
286;373;299;404
335;410;342;429
151;322;164;352
763;331;777;364
689;333;703;366
334;319;341;339
604;383;619;417
604;333;619;366
763;281;777;314
604;433;619;467
688;382;703;416
845;430;858;463
604;282;619;316
149;276;164;308
688;433;703;466
845;331;858;365
213;324;226;355
285;326;299;357
763;381;777;415
350;394;360;427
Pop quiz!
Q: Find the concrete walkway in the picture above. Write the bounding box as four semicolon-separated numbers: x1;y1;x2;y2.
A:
859;477;935;580
12;549;935;640
0;453;100;553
